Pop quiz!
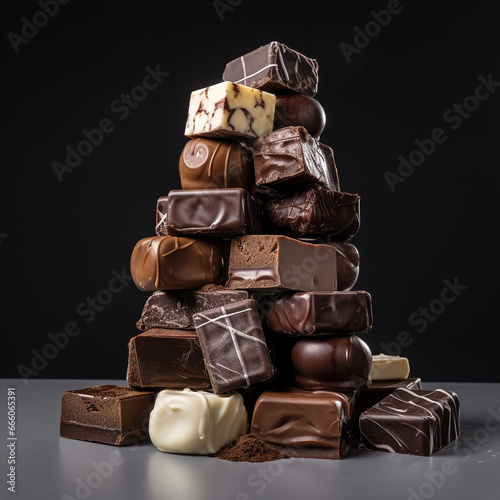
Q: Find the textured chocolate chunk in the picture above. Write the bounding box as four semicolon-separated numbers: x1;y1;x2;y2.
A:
265;185;360;240
225;234;337;292
179;138;254;191
253;126;339;191
251;387;355;459
222;41;319;96
274;94;326;138
184;81;275;140
156;189;262;237
130;236;224;291
60;385;154;446
359;388;460;456
193;299;275;393
261;291;373;335
127;329;211;389
136;289;249;330
292;335;372;391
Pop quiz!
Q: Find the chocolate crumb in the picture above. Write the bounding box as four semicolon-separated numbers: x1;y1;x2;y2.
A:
214;434;288;462
200;283;224;292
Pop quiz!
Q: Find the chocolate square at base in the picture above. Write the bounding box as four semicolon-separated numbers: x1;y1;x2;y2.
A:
193;299;274;393
359;388;460;456
127;329;211;389
60;385;154;446
251;387;355;459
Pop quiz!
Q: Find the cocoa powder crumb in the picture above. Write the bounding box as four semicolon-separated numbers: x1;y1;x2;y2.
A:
214;434;288;462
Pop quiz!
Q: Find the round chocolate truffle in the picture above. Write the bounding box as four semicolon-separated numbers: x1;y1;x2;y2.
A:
274;95;326;139
291;335;372;391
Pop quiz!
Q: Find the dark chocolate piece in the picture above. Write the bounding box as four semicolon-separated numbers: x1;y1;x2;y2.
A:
127;329;211;389
60;385;154;446
253;126;339;191
251;387;355;459
261;291;373;335
292;335;372;391
274;94;326;139
225;235;337;292
156;189;262;237
359;388;460;456
222;41;319;96
136;289;249;330
193;299;275;393
179;138;254;191
265;185;360;240
356;378;423;416
130;236;224;291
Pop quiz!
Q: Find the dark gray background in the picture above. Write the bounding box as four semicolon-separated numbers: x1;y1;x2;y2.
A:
2;1;499;381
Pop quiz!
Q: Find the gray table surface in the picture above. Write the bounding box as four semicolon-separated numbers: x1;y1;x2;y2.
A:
1;379;499;500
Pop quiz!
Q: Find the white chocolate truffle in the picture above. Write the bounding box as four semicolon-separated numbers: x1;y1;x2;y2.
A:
149;388;247;455
185;81;275;140
370;354;410;381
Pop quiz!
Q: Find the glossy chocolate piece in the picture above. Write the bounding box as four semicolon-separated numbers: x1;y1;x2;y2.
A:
262;291;373;335
265;185;360;240
356;378;423;416
130;236;224;291
253;126;339;191
156;189;262;237
193;299;274;393
292;335;372;391
179;138;254;191
60;385;154;446
359;388;460;456
251;387;354;459
274;94;326;138
136;289;249;330
184;81;275;140
222;41;319;96
127;329;211;389
225;234;337;292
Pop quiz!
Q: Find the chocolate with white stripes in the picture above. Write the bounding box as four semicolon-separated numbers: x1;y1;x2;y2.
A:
359;388;460;456
193;299;275;393
222;41;319;96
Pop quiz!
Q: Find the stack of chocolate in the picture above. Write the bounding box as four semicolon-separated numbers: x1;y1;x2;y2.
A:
60;42;460;459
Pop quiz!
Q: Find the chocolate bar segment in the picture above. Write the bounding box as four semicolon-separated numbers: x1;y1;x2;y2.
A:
156;189;262;237
184;81;275;140
193;299;275;393
274;94;326;139
261;291;373;335
253;126;339;191
136;289;249;330
225;235;337;292
251;388;354;459
292;335;372;391
265;185;360;240
127;329;211;389
222;41;319;96
359;388;460;456
60;385;154;446
329;241;359;291
149;389;248;455
130;236;224;291
179;138;254;191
